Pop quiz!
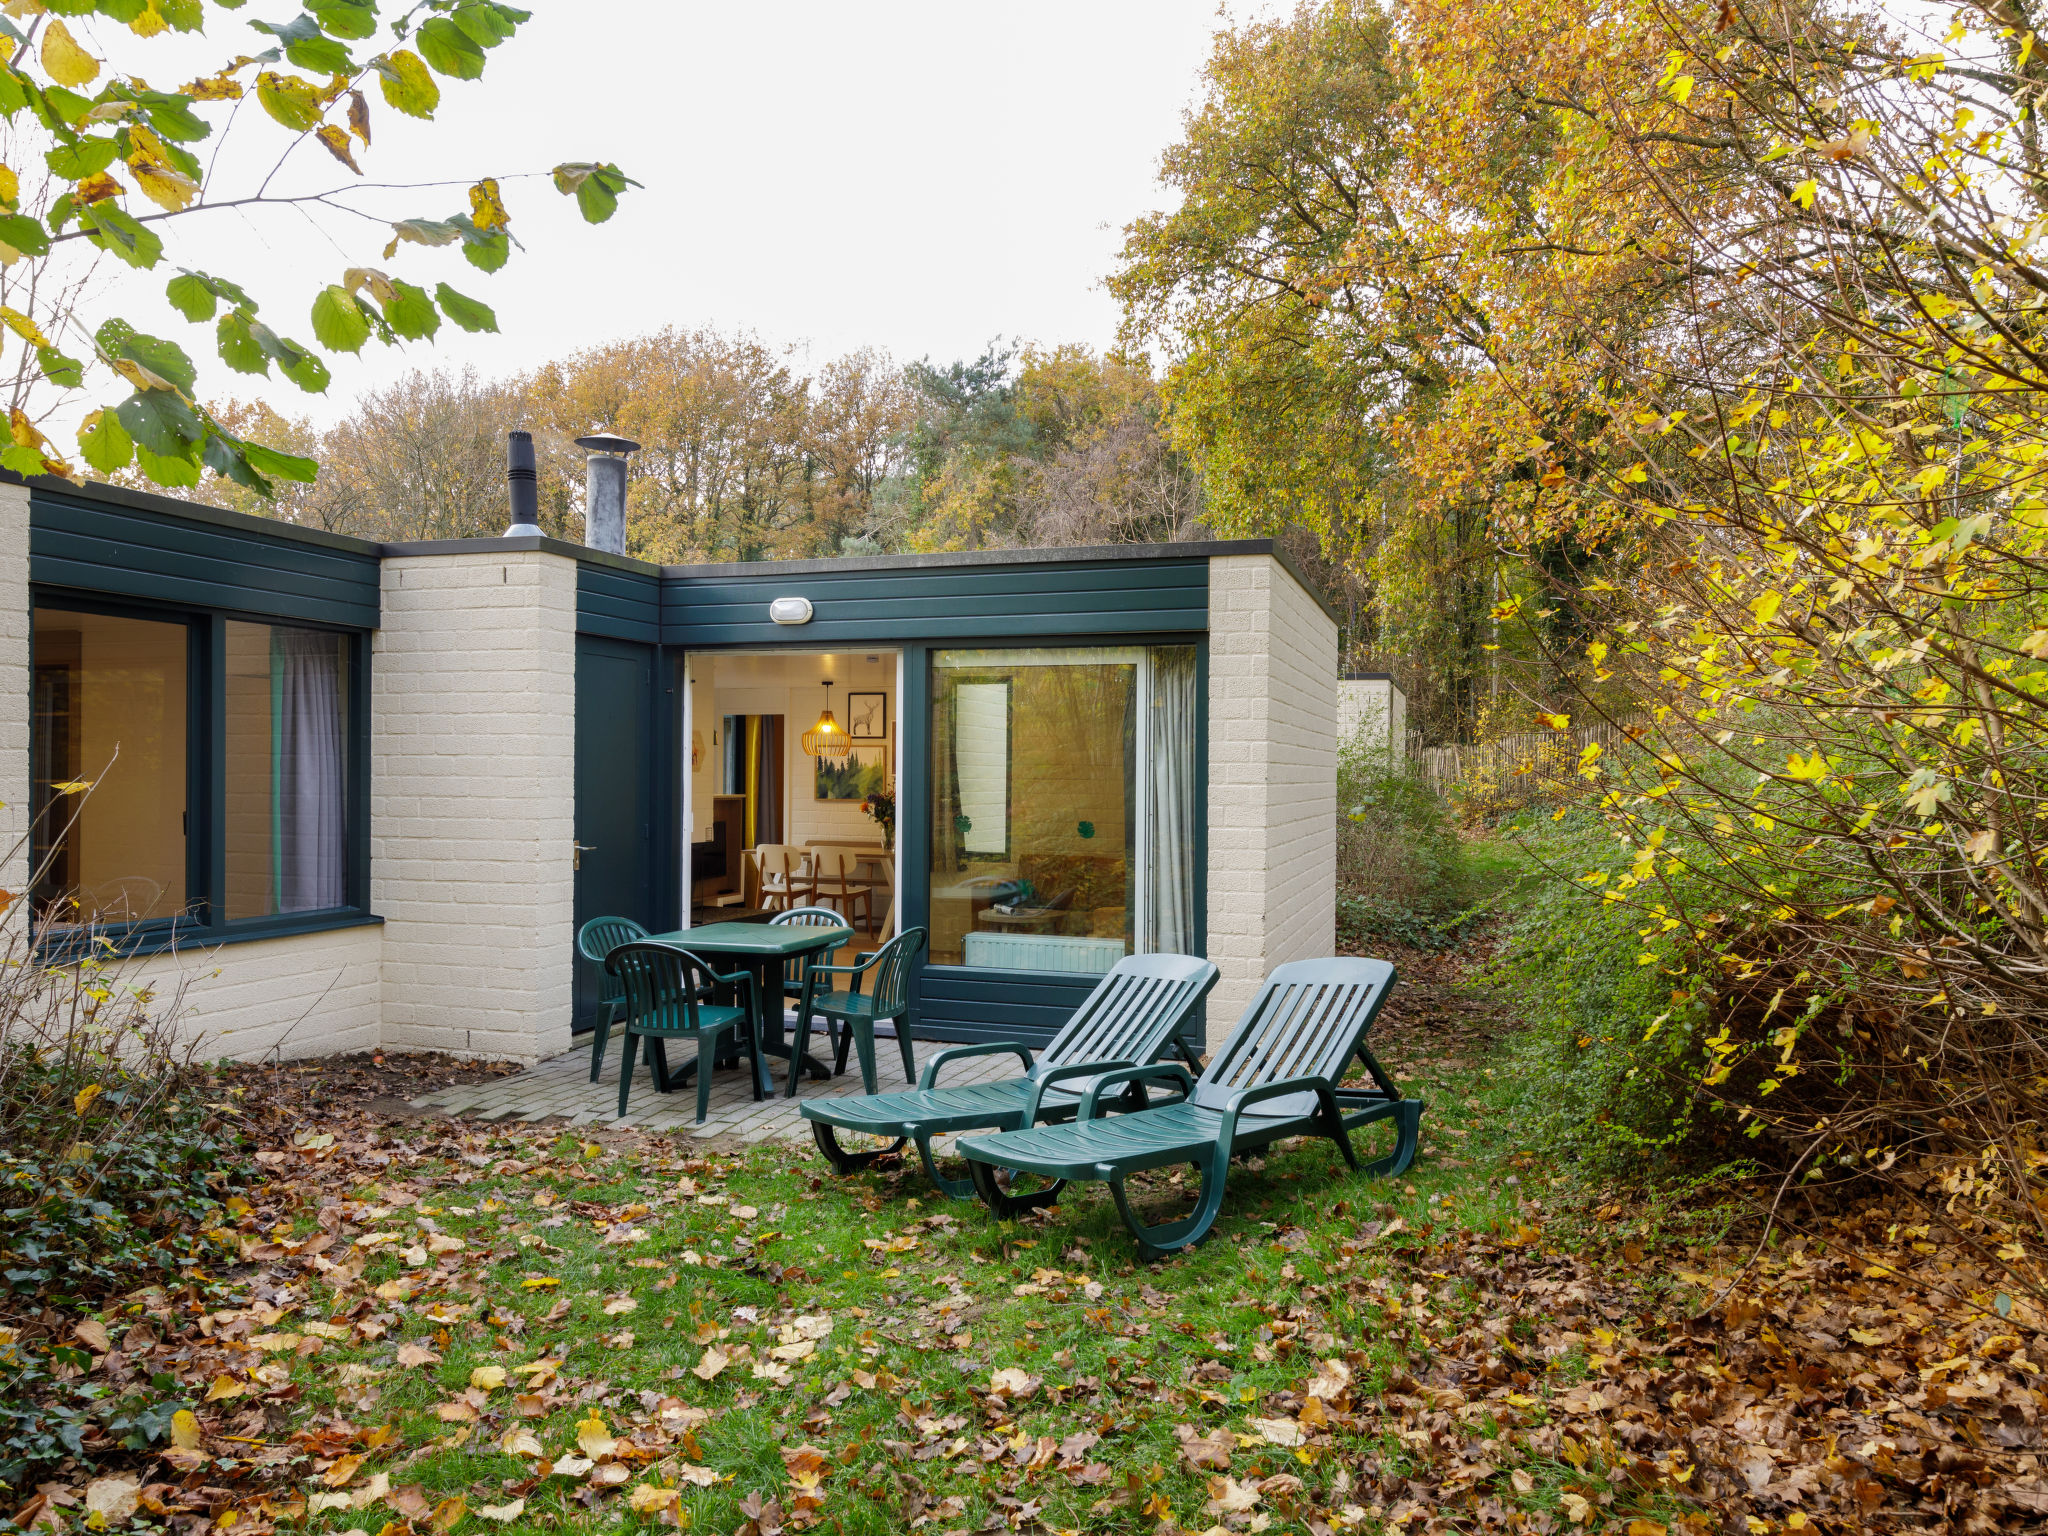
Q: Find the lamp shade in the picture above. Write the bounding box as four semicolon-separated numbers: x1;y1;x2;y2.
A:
802;681;851;758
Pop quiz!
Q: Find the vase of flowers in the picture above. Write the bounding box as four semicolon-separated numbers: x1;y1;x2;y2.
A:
862;787;896;852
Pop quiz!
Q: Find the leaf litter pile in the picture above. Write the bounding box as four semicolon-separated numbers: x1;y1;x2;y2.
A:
4;1001;2044;1535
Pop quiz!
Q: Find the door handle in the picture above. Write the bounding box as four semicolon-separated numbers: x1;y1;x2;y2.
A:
574;841;596;870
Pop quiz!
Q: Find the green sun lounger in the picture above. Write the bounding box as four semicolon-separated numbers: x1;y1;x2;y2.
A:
956;956;1421;1259
800;952;1219;1200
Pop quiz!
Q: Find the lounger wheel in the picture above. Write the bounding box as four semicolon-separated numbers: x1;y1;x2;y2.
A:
810;1121;907;1174
966;1156;1067;1221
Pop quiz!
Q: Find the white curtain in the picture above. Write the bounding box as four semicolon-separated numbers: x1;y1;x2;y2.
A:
276;629;346;911
1145;646;1198;953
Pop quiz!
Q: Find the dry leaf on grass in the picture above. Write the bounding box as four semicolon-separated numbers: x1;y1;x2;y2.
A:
1205;1475;1262;1516
83;1477;138;1524
1175;1423;1234;1470
693;1344;730;1381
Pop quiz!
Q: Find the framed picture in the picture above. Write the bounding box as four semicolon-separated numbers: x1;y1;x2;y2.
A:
816;746;888;802
847;691;888;742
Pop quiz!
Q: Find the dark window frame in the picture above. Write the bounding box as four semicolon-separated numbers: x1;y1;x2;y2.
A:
30;586;376;957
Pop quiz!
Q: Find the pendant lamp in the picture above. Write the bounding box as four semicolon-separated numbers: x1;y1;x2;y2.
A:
802;680;851;758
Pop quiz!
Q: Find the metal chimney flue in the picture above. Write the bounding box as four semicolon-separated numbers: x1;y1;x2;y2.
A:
505;430;541;537
574;432;639;556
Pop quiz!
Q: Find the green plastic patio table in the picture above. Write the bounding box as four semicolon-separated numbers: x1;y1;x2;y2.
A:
646;921;851;1098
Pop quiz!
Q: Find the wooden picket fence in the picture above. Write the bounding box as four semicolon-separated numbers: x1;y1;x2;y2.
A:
1415;717;1648;803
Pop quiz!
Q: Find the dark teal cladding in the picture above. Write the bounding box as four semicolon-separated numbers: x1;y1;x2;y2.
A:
29;483;380;628
576;562;662;642
660;556;1208;646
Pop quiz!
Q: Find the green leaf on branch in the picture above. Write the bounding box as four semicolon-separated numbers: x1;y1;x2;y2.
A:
216;310;268;374
45;136;118;180
416;17;487;79
371;49;439;118
242;438;319;483
551;162;638;224
166;273;215;323
202;430;274;495
96;319;197;393
135;441;202;488
0;212;51;261
382;279;440;341
310;285;370;352
116;390;202;457
80;204;164;269
452;1;525;46
255;71;325;132
77;407;133;475
0;442;45;476
37;348;83;388
308;0;378;40
433;283;497;334
262;327;331;393
168;270;257;326
251;15;356;75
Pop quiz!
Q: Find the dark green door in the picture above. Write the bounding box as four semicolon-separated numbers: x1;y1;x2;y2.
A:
574;636;659;1033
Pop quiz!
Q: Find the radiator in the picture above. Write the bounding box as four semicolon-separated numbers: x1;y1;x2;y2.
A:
963;932;1125;974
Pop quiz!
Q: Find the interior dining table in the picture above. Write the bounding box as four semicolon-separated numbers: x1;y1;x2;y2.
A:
646;920;852;1097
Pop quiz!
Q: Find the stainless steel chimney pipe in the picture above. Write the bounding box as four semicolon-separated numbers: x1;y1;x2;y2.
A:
574;433;639;556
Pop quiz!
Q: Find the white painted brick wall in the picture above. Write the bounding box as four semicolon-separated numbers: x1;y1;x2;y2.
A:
372;550;577;1063
123;924;383;1062
1204;554;1338;1036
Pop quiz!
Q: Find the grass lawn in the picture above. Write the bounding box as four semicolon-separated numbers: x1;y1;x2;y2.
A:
41;936;2034;1535
67;981;1577;1536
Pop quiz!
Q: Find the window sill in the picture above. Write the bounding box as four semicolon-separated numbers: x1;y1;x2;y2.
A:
36;910;384;963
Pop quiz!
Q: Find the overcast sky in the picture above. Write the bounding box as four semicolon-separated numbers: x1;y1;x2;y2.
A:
72;0;1271;428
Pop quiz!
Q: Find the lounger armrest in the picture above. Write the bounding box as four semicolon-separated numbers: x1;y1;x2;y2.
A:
1018;1058;1144;1122
919;1041;1035;1090
1077;1063;1195;1122
1223;1074;1331;1117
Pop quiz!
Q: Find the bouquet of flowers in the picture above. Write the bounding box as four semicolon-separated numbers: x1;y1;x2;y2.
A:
861;787;896;850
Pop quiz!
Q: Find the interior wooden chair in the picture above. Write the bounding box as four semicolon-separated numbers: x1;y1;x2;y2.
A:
756;845;816;913
810;851;875;933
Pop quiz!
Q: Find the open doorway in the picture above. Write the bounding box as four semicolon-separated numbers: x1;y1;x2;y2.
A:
682;649;899;944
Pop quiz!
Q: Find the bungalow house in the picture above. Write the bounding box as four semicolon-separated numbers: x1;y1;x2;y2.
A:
0;463;1337;1065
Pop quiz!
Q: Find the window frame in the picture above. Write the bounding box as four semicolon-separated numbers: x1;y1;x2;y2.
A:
923;641;1199;982
30;587;375;956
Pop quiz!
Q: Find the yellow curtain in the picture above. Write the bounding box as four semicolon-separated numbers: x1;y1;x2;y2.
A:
744;715;761;846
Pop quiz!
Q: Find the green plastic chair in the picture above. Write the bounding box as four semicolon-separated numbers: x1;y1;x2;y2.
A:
771;905;852;1013
801;951;1218;1199
787;926;928;1098
956;956;1422;1259
577;915;649;1084
604;942;756;1124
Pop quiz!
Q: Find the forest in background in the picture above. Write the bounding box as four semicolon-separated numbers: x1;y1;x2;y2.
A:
163;335;1211;563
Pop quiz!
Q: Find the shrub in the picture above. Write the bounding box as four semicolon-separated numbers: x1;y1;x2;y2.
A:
1483;807;1720;1172
0;897;242;1491
1337;732;1496;949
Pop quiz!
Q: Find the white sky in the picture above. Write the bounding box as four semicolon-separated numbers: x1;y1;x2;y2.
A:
66;0;1270;427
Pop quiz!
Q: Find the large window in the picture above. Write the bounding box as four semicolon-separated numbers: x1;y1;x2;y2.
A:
225;622;351;919
31;608;188;925
929;645;1198;975
31;601;365;940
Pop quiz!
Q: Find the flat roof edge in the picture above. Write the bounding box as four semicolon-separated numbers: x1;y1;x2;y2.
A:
11;474;1341;620
658;538;1276;580
11;470;386;558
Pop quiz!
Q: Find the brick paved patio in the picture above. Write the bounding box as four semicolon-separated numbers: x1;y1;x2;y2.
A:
409;1020;1014;1144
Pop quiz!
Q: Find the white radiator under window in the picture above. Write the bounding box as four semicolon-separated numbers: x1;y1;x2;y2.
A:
963;932;1125;974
